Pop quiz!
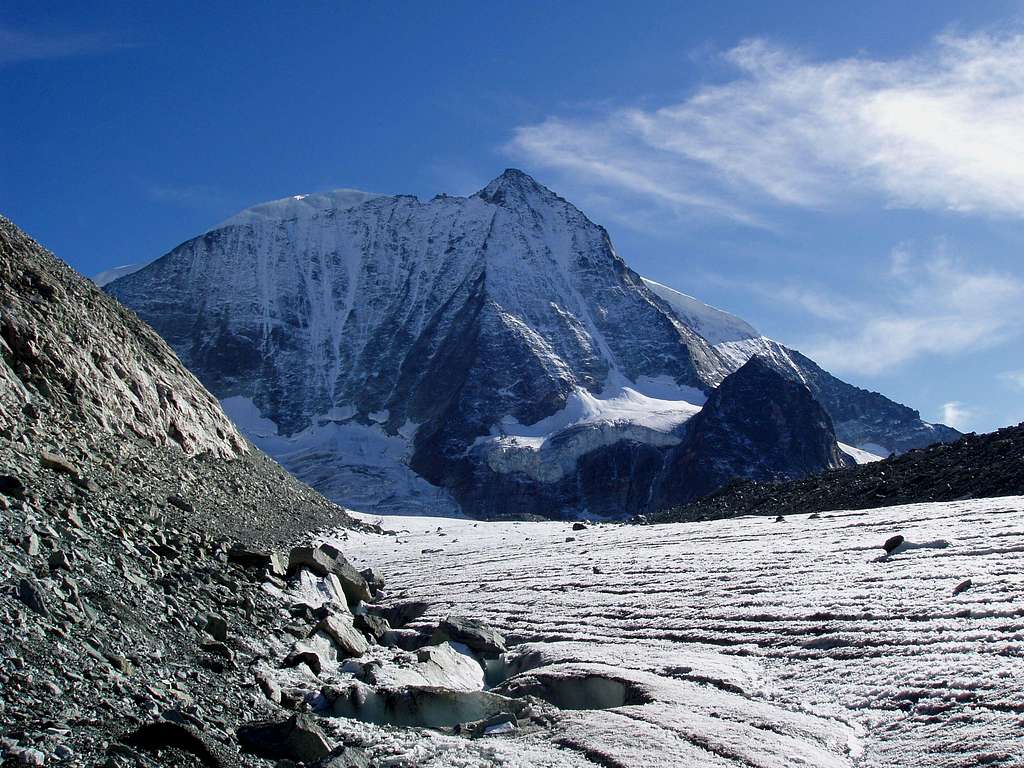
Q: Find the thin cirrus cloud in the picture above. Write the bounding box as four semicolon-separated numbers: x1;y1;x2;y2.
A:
509;32;1024;223
999;370;1024;390
792;247;1024;376
0;25;130;66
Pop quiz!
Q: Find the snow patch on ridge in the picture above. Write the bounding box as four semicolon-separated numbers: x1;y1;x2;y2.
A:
216;188;384;229
643;277;759;344
473;377;705;483
838;442;885;464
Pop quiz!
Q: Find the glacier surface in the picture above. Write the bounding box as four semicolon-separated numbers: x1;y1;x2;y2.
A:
334;496;1024;767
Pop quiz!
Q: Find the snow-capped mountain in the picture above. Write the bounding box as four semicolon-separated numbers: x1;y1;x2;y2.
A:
92;263;144;287
106;170;957;517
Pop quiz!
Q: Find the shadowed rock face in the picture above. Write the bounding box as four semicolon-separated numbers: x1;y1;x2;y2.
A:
655;357;850;508
106;171;955;517
655;419;1024;522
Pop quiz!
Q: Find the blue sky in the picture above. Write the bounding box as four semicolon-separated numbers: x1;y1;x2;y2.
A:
3;1;1023;433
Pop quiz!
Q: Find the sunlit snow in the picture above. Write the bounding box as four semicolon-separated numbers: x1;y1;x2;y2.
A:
338;496;1024;767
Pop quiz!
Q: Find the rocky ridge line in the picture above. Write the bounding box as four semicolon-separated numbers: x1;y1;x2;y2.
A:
652;421;1024;522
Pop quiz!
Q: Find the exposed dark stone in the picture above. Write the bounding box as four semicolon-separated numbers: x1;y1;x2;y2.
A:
123;720;236;768
432;615;506;658
359;566;385;595
17;578;48;616
204;613;228;642
572;522;587;531
200;640;234;660
167;494;195;514
367;600;431;629
48;549;72;570
353;612;390;642
883;535;905;554
953;578;973;595
0;474;25;498
318;745;373;767
227;544;286;575
236;713;332;763
284;638;333;675
655;357;849;511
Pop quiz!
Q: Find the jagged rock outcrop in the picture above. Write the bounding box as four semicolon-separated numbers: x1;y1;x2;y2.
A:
644;279;961;455
106;171;956;517
654;357;850;507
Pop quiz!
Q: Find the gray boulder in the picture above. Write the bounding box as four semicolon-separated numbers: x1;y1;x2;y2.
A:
432;616;506;658
314;613;370;658
237;713;332;763
369;600;430;628
288;544;372;604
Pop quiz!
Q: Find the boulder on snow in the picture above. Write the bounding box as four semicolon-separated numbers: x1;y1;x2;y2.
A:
432;616;506;658
284;633;337;675
883;534;905;554
288;544;372;603
314;613;370;658
368;599;430;628
953;578;973;595
236;713;332;763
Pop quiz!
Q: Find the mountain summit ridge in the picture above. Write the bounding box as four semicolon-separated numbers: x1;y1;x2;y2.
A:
106;171;958;517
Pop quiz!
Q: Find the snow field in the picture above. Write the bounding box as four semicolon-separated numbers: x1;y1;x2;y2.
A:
341;497;1024;767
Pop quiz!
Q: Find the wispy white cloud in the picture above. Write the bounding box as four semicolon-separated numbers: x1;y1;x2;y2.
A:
510;32;1024;222
999;370;1024;390
940;401;975;430
784;246;1024;375
0;25;128;66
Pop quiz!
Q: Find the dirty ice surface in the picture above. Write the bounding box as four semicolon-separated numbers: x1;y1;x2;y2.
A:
339;497;1024;767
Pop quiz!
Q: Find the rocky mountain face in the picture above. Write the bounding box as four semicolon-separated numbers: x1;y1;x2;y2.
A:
1;220;245;458
654;357;850;507
107;170;956;518
0;216;366;764
643;279;960;455
654;421;1024;523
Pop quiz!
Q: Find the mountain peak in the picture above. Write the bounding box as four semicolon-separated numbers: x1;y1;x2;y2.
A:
477;168;553;203
217;188;382;229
